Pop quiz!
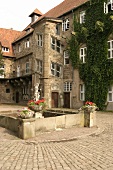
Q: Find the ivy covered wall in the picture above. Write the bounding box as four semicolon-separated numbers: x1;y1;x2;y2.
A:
68;0;113;110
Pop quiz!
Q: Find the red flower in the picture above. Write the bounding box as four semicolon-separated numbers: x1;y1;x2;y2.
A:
85;101;93;106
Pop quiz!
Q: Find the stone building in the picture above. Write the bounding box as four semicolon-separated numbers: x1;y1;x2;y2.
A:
0;0;113;110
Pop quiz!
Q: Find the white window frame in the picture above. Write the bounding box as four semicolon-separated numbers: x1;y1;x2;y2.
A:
51;37;56;50
80;47;87;63
37;60;42;73
64;82;72;92
25;39;30;48
104;0;113;14
37;34;43;47
108;40;113;59
26;62;29;73
80;84;85;101
108;85;113;102
62;18;70;31
64;51;69;65
56;40;61;53
51;62;61;77
56;64;61;77
80;11;85;24
22;86;29;100
2;47;9;52
51;37;61;53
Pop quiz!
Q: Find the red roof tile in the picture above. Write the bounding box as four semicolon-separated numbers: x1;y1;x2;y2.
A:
45;0;88;18
13;1;89;43
32;0;88;26
29;8;43;17
0;28;21;57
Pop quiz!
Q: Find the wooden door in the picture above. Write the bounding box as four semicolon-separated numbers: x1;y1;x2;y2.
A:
52;92;58;108
64;92;70;108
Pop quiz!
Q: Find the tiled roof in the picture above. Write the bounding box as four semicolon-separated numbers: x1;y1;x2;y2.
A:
45;0;88;18
0;28;21;57
29;8;43;17
32;0;89;26
13;0;89;43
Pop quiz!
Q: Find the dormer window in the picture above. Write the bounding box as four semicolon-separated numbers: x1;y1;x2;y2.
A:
26;28;31;33
104;0;113;14
2;47;9;52
31;15;38;22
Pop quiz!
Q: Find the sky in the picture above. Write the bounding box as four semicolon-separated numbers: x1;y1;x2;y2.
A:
0;0;64;31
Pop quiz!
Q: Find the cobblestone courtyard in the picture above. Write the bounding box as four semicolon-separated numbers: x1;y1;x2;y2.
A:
0;111;113;170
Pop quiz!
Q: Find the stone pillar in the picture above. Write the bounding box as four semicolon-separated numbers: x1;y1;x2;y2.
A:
84;110;96;127
18;118;36;139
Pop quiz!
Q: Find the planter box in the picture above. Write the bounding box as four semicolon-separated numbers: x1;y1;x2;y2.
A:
18;118;36;139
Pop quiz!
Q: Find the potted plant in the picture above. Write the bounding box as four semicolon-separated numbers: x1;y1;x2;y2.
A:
27;98;46;112
79;101;98;113
17;107;34;119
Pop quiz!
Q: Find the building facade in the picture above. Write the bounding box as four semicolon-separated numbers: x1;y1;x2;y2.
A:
0;0;113;110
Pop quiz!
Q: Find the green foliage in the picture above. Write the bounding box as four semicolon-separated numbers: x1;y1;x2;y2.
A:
68;0;113;110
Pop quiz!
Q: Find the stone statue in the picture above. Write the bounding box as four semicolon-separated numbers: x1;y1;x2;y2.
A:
34;83;40;101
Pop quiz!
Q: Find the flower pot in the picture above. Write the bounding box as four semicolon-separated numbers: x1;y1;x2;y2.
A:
28;105;42;112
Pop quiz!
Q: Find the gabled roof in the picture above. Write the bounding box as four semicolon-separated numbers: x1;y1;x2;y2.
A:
0;28;21;57
13;0;89;43
32;0;89;26
45;0;88;18
29;8;43;17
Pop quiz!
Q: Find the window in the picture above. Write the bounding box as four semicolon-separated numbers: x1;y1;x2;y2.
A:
26;62;29;73
80;47;87;63
80;11;85;24
64;82;72;92
51;62;61;77
80;84;85;101
37;60;42;73
25;39;30;48
31;15;38;22
108;85;113;101
6;88;10;93
64;51;69;65
56;40;60;53
2;47;9;52
37;34;43;47
104;0;113;13
22;86;28;100
62;18;70;31
0;65;5;78
18;44;21;52
108;40;113;58
51;37;61;53
56;24;60;35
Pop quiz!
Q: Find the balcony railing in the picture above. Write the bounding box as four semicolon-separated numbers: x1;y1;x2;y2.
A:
0;69;34;79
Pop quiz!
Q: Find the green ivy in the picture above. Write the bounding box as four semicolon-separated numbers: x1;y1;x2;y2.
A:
68;0;113;110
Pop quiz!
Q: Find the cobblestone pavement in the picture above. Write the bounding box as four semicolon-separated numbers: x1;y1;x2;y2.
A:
0;112;113;170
